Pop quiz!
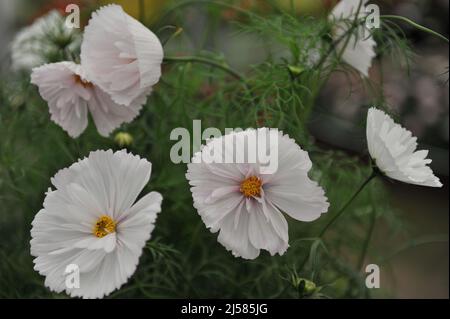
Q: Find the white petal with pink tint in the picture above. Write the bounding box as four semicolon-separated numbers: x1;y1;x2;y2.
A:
31;150;163;299
81;5;163;106
31;61;144;138
186;128;329;260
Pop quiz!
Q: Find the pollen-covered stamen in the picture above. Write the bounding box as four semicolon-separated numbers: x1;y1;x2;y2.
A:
73;74;94;88
240;176;262;198
93;215;116;238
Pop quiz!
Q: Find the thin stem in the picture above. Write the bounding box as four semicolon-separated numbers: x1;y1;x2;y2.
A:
316;0;363;68
299;169;377;272
315;27;351;71
357;208;376;271
163;56;245;82
381;15;449;44
318;169;377;238
163;56;256;107
160;26;184;46
335;0;365;63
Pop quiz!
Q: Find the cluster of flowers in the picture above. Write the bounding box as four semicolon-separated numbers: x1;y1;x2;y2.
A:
30;5;164;138
29;111;442;299
14;2;440;299
25;1;375;140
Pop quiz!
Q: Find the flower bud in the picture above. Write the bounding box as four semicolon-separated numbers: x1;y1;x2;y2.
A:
114;132;133;147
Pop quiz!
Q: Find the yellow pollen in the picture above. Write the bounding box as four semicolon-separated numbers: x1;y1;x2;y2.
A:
93;215;116;238
240;176;262;198
73;74;94;88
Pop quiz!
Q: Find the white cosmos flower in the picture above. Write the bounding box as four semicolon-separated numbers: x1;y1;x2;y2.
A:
11;10;81;71
367;108;442;187
31;61;145;138
30;149;163;299
81;5;164;107
329;0;376;77
186;128;329;260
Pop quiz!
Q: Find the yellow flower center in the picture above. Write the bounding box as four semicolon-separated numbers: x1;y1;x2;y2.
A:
240;176;262;198
73;74;94;89
93;215;116;238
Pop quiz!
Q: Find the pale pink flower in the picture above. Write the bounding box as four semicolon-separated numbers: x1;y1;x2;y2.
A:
31;149;163;298
186;128;329;259
81;5;164;106
31;61;145;138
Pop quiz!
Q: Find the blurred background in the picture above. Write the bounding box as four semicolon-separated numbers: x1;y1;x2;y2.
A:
0;0;448;298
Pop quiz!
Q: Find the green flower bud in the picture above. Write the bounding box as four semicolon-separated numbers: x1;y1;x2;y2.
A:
114;132;133;147
295;278;316;297
287;65;304;76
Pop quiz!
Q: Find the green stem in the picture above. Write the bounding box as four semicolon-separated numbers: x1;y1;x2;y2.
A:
315;27;351;71
381;15;449;43
318;169;377;238
299;169;377;272
357;208;376;271
335;0;365;63
319;0;366;81
163;56;256;107
163;56;245;82
160;26;184;46
315;0;365;76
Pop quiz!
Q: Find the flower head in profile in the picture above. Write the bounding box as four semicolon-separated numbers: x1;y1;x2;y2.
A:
329;0;376;77
81;5;164;106
11;10;81;71
186;128;329;260
367;108;442;187
31;61;145;138
30;150;163;299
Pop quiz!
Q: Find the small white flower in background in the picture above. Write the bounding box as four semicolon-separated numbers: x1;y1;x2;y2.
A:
329;0;376;77
367;108;442;187
81;5;164;107
186;128;329;260
30;150;163;299
11;10;81;71
31;62;146;138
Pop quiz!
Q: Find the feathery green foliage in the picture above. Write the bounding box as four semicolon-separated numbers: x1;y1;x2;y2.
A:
0;0;447;298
